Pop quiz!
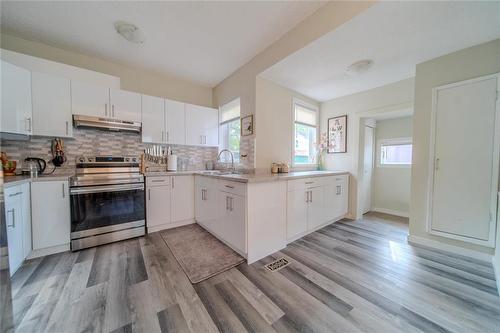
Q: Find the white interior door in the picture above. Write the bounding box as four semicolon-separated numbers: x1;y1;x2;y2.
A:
362;126;374;214
431;76;498;243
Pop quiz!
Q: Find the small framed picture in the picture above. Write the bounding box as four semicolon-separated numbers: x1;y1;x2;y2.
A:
241;115;254;136
328;115;347;153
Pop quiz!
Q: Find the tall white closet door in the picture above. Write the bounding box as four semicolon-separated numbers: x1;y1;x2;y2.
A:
431;76;498;244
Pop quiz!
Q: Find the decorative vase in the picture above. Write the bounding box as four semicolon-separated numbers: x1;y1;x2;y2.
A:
317;150;326;171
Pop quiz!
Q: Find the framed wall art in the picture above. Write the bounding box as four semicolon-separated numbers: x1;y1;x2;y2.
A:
241;114;254;136
327;115;347;153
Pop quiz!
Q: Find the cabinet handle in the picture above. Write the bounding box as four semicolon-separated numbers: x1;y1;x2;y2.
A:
201;189;204;201
62;183;65;198
166;131;169;142
305;191;309;203
203;135;206;144
105;103;108;116
148;189;151;201
151;179;165;183
230;197;233;211
66;121;69;135
9;192;22;197
26;117;32;132
161;131;164;142
7;209;15;228
435;158;440;171
226;196;229;210
336;185;342;195
310;190;313;203
225;185;234;189
172;177;175;189
305;181;314;185
112;104;115;117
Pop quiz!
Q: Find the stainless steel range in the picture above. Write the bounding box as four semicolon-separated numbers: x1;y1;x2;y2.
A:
69;156;145;251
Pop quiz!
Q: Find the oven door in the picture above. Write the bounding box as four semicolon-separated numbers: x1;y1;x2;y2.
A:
70;183;145;239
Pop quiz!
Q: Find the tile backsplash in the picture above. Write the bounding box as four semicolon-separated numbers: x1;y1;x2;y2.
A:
0;128;220;174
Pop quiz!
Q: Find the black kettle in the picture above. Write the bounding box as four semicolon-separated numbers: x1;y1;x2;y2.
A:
24;157;47;174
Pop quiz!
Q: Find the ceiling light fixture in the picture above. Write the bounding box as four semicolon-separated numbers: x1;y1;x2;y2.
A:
346;59;373;75
114;21;145;44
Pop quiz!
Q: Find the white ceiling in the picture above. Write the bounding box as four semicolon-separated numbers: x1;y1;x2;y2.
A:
0;1;325;87
260;1;500;102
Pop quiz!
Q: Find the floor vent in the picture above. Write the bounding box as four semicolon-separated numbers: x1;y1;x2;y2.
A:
265;258;290;272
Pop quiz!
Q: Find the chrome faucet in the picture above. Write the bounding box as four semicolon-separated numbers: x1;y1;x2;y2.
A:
217;149;235;172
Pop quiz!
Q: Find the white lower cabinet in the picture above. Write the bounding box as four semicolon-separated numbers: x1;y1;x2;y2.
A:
218;191;245;254
286;175;349;242
31;181;70;252
195;178;218;230
286;189;308;239
146;177;171;231
171;176;195;223
4;183;31;276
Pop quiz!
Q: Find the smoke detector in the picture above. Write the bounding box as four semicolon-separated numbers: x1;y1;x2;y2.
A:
114;21;145;44
346;59;373;75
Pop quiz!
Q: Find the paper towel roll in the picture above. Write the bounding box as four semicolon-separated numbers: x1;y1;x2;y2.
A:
167;155;178;171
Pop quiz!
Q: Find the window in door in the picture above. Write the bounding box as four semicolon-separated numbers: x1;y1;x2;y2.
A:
293;99;318;165
379;138;412;167
219;98;241;162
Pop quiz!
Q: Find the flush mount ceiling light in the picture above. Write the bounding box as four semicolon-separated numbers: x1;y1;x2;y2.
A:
346;59;373;75
114;21;145;44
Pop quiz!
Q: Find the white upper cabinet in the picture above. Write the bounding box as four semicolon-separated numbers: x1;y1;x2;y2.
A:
1;60;33;135
142;95;165;143
165;98;186;145
185;104;218;146
109;88;141;122
71;80;110;118
32;71;73;137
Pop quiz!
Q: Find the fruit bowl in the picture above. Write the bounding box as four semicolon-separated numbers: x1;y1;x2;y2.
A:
2;160;17;176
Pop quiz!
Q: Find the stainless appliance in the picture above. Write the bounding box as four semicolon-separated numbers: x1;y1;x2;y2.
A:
73;115;141;132
69;156;145;251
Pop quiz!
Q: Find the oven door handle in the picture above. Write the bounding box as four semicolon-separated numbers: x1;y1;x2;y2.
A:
70;183;144;195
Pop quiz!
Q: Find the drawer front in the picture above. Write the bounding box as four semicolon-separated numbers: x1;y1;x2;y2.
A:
4;184;24;198
218;180;246;197
146;176;170;187
287;177;325;191
324;174;349;186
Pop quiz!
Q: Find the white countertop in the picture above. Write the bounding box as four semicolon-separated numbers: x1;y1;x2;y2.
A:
4;173;73;187
145;170;349;183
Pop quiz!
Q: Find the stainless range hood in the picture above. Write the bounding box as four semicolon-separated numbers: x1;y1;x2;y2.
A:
73;115;141;133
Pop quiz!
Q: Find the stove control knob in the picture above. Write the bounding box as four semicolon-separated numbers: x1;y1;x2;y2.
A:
132;158;137;162
87;157;94;163
125;157;130;162
78;157;85;163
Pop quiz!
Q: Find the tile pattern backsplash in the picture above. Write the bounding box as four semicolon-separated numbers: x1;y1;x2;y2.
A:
0;128;219;174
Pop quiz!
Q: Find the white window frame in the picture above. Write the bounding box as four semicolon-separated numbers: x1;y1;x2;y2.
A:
377;137;412;168
219;98;241;163
292;98;319;168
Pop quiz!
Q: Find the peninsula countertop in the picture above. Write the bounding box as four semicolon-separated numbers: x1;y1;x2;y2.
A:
144;170;349;183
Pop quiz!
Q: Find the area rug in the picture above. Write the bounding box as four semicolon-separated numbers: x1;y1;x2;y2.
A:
160;224;245;283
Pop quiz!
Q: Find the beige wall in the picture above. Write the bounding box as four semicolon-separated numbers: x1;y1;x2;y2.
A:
255;77;319;171
372;116;413;216
410;38;500;255
320;78;415;218
0;33;213;107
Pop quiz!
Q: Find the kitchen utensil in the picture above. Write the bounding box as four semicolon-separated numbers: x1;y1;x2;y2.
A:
24;157;47;174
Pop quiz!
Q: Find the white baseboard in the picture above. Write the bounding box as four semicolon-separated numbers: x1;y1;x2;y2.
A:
407;234;492;263
371;207;409;218
27;243;70;259
147;219;194;233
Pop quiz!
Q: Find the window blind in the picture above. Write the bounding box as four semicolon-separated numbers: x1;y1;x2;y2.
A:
295;104;317;126
220;98;240;123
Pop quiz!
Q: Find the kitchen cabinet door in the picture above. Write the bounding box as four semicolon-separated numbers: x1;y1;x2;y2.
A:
71;80;110;118
31;181;70;250
286;189;308;240
171;175;194;223
325;175;348;221
32;71;73;137
146;185;171;228
225;193;246;254
142;95;165;143
109;88;141;122
185;104;218;146
5;187;24;276
1;60;32;135
307;186;325;230
165;99;186;145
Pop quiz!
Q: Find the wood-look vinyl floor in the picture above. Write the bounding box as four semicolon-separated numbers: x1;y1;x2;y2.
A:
8;212;500;333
